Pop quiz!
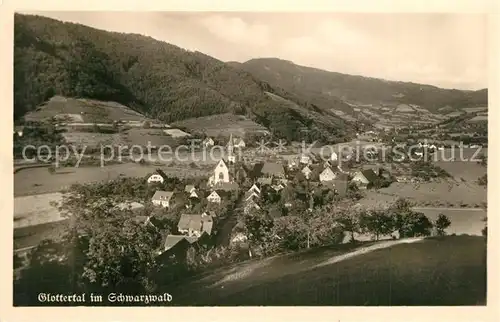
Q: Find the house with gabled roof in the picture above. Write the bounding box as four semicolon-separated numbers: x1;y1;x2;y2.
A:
258;162;286;178
248;183;261;194
151;190;175;208
302;165;312;179
244;190;260;202
177;214;214;237
207;191;222;204
147;169;169;184
244;198;261;214
212;181;239;192
351;169;378;189
319;167;337;182
271;183;285;192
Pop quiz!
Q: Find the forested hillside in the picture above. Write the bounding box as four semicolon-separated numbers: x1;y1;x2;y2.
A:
14;14;351;142
230;58;488;114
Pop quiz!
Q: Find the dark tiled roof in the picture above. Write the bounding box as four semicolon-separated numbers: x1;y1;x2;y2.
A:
152;191;174;201
361;169;378;183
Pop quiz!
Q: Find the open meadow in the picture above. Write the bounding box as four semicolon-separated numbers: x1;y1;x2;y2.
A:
14;163;212;197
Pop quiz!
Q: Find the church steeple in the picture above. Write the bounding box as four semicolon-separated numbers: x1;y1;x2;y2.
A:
227;133;235;163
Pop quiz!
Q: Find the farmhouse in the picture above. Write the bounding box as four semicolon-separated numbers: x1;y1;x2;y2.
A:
302;166;312;179
319;167;337;182
351;169;378;189
147;169;168;184
254;162;286;179
151;190;175;208
177;214;214;237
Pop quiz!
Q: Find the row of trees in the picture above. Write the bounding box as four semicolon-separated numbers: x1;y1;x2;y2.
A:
237;198;452;259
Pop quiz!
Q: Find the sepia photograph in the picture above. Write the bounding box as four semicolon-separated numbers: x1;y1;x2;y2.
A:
11;10;489;308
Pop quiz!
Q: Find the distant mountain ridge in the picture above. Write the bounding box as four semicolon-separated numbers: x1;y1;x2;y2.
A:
229;58;487;114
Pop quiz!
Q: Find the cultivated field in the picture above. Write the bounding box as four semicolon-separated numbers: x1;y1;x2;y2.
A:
23;96;152;123
61;132;126;147
124;128;181;147
173;113;270;137
169;236;486;306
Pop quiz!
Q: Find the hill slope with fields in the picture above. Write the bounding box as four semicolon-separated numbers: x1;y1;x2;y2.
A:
14;14;351;142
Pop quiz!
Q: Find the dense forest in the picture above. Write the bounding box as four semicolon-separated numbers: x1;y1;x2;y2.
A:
231;58;488;114
14;14;351;142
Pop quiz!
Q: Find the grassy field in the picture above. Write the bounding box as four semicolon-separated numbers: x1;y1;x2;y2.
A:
14;163;211;196
169;236;486;305
14;220;70;250
376;181;486;207
14;193;65;229
172;113;269;137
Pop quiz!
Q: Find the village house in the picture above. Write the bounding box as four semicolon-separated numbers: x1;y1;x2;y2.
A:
321;173;349;197
248;183;261;195
207;190;222;204
147;169;168;184
14;125;25;137
151;190;175;208
233;137;246;149
299;153;312;165
330;151;338;162
244;198;261;214
351;169;378;189
271;183;284;192
202;137;215;148
177;214;214;237
255;162;286;179
319;167;337;182
184;184;199;199
302;165;312;179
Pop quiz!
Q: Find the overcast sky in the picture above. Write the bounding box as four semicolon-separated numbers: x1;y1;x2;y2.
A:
31;12;488;90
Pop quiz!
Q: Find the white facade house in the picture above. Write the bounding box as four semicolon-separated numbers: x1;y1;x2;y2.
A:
330;152;338;162
151;191;174;208
299;154;311;165
302;166;312;179
207;191;222;204
147;173;165;184
319;167;337;182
